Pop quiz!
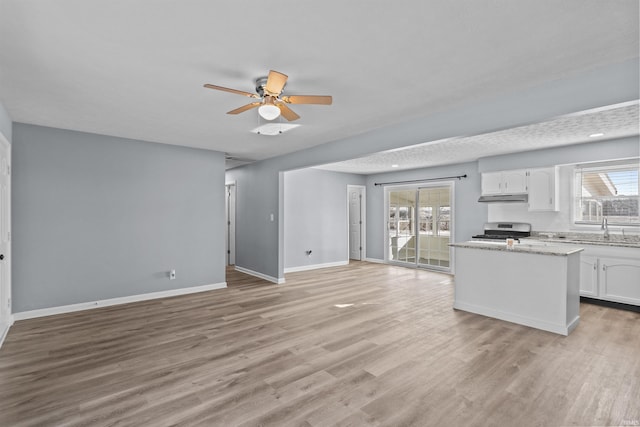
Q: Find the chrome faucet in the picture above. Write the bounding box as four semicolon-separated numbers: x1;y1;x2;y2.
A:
601;217;609;240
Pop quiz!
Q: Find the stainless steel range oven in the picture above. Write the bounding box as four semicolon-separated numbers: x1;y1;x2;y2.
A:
472;222;531;242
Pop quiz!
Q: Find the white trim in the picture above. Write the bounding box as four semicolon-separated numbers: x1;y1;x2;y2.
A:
364;257;386;264
0;134;10;340
13;282;227;321
347;185;367;262
284;260;349;273
384;181;455;273
453;301;579;336
235;265;285;284
225;182;236;266
0;317;14;349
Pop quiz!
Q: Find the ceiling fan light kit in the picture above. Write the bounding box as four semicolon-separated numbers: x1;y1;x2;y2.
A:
204;70;332;129
258;96;281;120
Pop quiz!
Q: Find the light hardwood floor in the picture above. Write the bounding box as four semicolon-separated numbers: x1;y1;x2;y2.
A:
1;262;639;426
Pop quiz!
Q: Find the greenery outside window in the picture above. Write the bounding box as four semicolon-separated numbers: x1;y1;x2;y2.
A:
574;160;640;226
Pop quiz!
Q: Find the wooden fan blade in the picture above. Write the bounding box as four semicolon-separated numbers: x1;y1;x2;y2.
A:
227;102;261;115
265;70;288;96
276;103;300;121
204;84;259;99
281;95;332;105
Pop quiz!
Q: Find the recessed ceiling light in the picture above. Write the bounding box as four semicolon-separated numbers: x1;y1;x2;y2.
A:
391;164;399;168
589;133;605;138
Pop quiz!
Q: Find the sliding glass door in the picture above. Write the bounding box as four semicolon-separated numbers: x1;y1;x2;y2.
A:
387;184;453;272
388;189;417;263
417;187;451;268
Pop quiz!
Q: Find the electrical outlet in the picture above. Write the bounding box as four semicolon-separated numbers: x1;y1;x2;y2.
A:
170;269;176;280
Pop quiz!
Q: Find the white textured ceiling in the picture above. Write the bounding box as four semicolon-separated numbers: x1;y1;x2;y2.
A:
0;1;638;166
314;102;640;174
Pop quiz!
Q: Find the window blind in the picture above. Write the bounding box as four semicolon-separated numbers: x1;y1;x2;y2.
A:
574;160;640;225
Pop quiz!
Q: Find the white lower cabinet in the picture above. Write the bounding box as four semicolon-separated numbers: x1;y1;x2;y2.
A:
579;245;640;306
599;257;640;305
579;255;598;297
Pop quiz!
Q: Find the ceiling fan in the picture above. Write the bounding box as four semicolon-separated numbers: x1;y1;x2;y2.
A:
204;70;332;122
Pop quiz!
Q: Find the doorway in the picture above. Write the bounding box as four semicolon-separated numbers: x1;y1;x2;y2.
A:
348;185;366;261
0;134;11;342
225;183;236;266
386;183;453;272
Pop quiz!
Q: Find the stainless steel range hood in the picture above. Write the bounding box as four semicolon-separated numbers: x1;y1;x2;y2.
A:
477;194;528;203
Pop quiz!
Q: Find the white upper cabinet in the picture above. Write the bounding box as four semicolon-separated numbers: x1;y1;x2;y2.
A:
481;167;559;212
527;167;559;211
481;170;527;195
481;172;504;195
503;170;528;194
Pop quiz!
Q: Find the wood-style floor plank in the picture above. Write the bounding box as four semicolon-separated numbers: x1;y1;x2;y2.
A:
1;261;639;426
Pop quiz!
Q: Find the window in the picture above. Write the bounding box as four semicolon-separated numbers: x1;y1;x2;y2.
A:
438;206;451;235
419;206;433;233
574;160;640;226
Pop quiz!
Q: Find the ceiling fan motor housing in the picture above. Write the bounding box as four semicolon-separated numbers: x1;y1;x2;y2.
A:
255;76;285;97
204;70;329;122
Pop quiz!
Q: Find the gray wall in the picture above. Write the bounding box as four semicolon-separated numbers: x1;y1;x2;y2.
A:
227;58;639;281
12;123;226;312
0;100;11;142
481;136;640;232
365;162;484;261
478;136;640;172
284;168;366;269
227;161;281;278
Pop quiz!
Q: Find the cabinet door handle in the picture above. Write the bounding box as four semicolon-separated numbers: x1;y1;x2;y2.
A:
593;264;597;271
602;264;607;271
549;197;553;205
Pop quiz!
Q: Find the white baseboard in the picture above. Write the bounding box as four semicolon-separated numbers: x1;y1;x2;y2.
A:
234;266;284;284
566;315;580;335
453;300;576;336
364;257;386;264
284;260;349;274
0;317;14;350
13;282;227;321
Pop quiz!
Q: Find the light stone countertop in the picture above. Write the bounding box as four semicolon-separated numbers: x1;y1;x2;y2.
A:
449;240;584;256
529;232;640;249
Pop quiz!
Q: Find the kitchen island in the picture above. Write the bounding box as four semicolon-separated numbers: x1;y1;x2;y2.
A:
450;241;583;335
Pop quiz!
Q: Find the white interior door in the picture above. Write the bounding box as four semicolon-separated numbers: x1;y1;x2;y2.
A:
0;135;11;338
348;186;363;260
225;184;236;265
